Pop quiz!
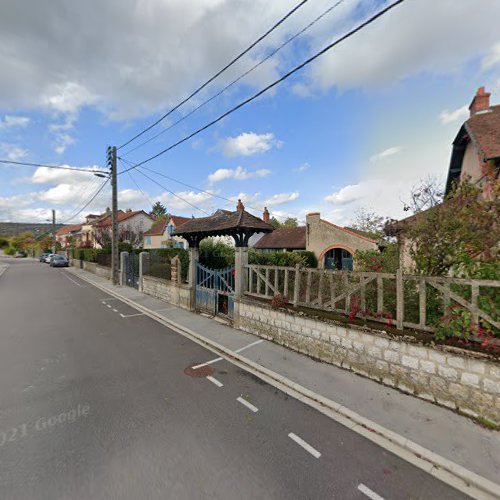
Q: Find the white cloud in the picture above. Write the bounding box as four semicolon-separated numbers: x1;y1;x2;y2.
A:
439;105;469;125
324;184;366;205
207;166;270;183
369;146;401;163
482;43;500;70
0;115;30;129
306;0;500;91
0;143;28;161
264;192;299;206
31;166;103;185
294;162;310;173
219;132;282;157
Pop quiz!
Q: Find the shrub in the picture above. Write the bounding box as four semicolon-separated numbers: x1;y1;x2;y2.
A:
4;246;15;256
0;238;9;249
144;248;189;282
248;250;317;268
199;240;235;269
271;293;288;310
354;244;398;273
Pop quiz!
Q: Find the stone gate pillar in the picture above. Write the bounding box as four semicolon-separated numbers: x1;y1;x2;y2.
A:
139;252;150;292
119;251;129;286
233;246;248;328
188;246;199;311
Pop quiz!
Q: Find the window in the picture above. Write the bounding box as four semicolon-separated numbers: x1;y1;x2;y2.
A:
145;236;151;246
167;224;174;237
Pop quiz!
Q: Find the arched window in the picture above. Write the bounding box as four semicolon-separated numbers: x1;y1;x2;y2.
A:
324;247;353;271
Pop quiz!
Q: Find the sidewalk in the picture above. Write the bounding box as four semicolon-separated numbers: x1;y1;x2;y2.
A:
68;266;500;488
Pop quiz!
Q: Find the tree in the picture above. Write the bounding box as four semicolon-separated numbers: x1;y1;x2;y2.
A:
406;180;499;276
95;224;144;249
150;201;167;218
351;208;390;241
10;232;35;251
402;175;444;214
269;217;298;229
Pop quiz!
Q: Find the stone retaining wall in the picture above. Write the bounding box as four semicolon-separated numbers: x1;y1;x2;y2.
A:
238;299;500;424
72;260;111;280
142;275;191;310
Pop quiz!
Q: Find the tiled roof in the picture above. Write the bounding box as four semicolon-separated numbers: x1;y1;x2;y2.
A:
173;209;273;237
144;219;167;236
465;104;500;160
95;210;151;227
253;227;306;249
170;215;190;228
55;224;82;236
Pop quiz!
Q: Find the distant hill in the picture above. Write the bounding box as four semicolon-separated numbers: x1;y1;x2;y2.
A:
0;222;66;238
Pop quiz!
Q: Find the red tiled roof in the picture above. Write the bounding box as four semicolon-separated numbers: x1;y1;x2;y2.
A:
253;227;306;249
95;210;151;227
144;219;168;236
170;215;190;228
465;104;500;160
56;224;82;236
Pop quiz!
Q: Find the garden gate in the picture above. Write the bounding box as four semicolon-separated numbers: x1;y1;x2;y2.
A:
125;252;140;289
195;263;235;319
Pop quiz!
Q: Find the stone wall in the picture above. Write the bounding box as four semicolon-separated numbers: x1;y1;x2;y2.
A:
238;299;500;424
142;275;191;310
72;260;111;280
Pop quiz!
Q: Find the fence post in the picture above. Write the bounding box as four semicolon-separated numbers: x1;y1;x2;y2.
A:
234;246;248;299
119;251;129;286
138;252;149;292
396;268;404;330
188;246;199;311
293;264;301;307
171;255;181;284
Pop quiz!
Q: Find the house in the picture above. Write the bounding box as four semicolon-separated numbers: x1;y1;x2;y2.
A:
389;86;500;270
143;214;190;249
254;211;378;270
93;210;155;248
55;224;83;248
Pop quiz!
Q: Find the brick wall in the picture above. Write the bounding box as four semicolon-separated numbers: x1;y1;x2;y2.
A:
238;299;500;424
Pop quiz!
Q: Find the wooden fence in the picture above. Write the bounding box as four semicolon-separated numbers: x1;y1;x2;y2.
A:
245;264;500;334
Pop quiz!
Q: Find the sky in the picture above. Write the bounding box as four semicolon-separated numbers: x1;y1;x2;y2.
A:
0;0;499;226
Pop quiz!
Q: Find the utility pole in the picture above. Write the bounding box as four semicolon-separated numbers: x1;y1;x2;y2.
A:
107;146;119;285
51;209;56;254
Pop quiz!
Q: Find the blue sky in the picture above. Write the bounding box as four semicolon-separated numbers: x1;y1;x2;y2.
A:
1;0;499;225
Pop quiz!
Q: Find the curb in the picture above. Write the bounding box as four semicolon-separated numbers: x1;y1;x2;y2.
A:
69;268;500;500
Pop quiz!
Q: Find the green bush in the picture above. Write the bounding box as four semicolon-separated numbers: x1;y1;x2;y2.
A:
144;248;189;282
248;249;317;268
4;246;15;256
0;238;9;249
199;240;235;269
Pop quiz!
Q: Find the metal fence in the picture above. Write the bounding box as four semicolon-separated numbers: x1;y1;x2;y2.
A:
95;253;112;267
245;264;500;335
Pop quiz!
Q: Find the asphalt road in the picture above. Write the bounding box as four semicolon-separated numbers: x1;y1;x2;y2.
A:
0;257;469;500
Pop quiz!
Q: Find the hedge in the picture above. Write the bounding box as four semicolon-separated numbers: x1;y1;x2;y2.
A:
248;249;317;268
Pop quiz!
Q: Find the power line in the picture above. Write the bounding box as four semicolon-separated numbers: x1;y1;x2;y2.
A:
118;158;210;216
0;159;108;174
118;0;406;174
126;169;154;207
61;179;110;224
122;0;346;157
117;0;309;151
120;158;303;223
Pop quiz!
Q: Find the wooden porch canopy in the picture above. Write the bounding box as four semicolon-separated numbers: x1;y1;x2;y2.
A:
173;202;273;247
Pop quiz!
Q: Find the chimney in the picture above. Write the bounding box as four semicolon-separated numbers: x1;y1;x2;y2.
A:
263;207;269;223
236;199;245;212
469;86;491;116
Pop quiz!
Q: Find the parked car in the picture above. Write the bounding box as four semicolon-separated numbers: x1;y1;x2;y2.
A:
44;253;58;263
50;255;69;267
40;253;50;262
14;251;27;258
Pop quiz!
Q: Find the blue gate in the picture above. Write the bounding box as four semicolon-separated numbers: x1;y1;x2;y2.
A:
195;263;235;319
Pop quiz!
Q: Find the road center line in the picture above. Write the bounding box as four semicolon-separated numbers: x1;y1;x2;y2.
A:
206;376;223;388
60;272;84;287
237;397;258;413
192;339;264;370
288;433;321;458
112;308;118;312
119;313;145;318
106;304;112;308
358;484;385;500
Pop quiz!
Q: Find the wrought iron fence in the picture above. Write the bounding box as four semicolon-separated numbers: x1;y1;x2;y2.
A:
245;265;500;337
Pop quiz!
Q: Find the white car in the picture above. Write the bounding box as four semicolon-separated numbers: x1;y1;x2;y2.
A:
44;253;58;263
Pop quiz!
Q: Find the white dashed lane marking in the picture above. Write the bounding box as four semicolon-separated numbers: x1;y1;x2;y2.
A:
206;376;223;388
119;313;145;318
358;484;385;500
192;339;264;370
288;433;321;459
237;397;258;413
